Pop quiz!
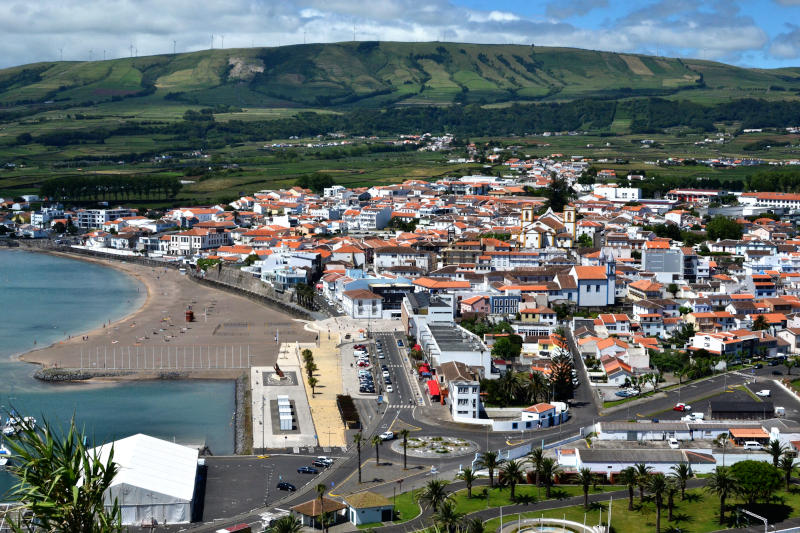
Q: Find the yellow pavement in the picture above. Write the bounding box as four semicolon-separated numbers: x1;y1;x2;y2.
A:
294;330;346;448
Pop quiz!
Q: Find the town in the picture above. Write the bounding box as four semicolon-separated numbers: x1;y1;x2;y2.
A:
5;140;800;532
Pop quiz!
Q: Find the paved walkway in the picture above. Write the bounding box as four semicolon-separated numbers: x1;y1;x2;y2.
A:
298;324;347;448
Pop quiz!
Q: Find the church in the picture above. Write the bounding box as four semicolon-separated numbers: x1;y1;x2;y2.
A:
518;205;576;249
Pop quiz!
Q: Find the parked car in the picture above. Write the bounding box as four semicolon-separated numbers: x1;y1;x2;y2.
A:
673;403;691;412
668;438;680;449
312;459;330;467
754;363;763;369
382;370;390;377
316;456;333;466
756;389;771;397
743;441;763;450
397;340;404;347
380;431;395;441
297;466;319;474
386;385;394;393
277;482;296;491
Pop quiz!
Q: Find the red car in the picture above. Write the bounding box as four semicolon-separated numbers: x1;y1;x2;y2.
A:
672;403;691;412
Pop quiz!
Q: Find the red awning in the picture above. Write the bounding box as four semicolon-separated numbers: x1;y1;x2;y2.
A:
426;379;440;396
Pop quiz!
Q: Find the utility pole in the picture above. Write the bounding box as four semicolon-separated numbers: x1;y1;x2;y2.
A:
211;34;214;49
89;49;93;61
221;34;224;49
129;43;134;57
353;23;356;42
103;49;106;60
173;40;176;55
304;30;307;44
59;48;63;61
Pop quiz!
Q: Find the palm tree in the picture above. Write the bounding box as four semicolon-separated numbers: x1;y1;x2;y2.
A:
648;474;668;533
779;453;797;491
634;463;653;503
371;435;382;466
5;415;121;532
577;468;593;510
308;376;319;396
670;463;691;500
458;467;477;499
787;357;798;376
526;447;545;487
417;479;450;513
619;467;638;511
316;483;327;532
463;517;485;533
705;466;738;525
499;460;525;500
477;451;501;488
752;314;769;331
399;429;411;470
768;438;786;467
352;432;364;483
269;514;303;533
540;457;559;498
433;499;463;533
665;476;679;522
302;348;313;364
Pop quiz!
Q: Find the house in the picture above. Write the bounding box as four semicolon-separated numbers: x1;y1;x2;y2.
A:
521;403;568;428
342;289;383;319
344;492;394;526
569;263;616;307
627;279;663;301
689;330;780;359
290;497;347;528
439;360;482;422
602;357;633;386
460;295;490;315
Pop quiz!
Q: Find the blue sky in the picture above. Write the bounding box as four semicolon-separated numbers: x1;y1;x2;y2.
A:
2;0;800;68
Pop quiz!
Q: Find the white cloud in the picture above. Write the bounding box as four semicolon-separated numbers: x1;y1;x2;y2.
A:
771;24;800;58
0;0;779;68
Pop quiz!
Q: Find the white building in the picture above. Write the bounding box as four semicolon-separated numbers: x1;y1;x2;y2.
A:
592;185;641;202
75;208;137;229
342;289;383;319
91;434;198;525
439;361;482;422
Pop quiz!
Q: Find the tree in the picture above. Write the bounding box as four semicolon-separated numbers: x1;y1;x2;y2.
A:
269;514;303;533
458;467;477;499
706;215;742;241
779;453;797;491
577;468;593;510
671;463;691;500
787;357;797;376
543;174;573;213
619;467;638;511
549;340;574;401
577;233;593;247
730;460;782;505
634;463;653;503
417;479;450;512
767;438;786;467
648;473;668;533
499;460;525;500
463;517;485;533
52;221;66;234
540;457;559;498
316;483;328;533
665;476;679;522
433;499;463;533
302;349;314;364
5;416;122;533
306;361;318;380
526;447;545;487
477;451;501;488
667;283;679;298
371;435;383;466
399;429;410;470
308;376;319;396
353;432;363;483
491;337;522;360
706;466;738;524
752;314;769;331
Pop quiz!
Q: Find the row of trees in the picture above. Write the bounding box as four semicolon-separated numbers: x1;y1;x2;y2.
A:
40;175;182;201
301;349;319;395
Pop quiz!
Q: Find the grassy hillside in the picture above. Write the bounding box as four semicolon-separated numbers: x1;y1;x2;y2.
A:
1;42;800;113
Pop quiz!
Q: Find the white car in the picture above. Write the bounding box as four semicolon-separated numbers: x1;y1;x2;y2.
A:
756;389;771;397
379;431;394;441
382;370;390;377
668;438;680;449
378;353;385;359
386;384;394;393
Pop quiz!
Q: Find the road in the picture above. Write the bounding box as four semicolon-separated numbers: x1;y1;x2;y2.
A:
188;339;800;532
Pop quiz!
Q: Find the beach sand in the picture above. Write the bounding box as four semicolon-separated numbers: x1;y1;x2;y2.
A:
19;255;316;379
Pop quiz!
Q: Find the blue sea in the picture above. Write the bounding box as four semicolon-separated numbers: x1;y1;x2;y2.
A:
0;249;235;495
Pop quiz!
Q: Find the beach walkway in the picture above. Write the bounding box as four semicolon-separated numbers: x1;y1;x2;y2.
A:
294;329;347;448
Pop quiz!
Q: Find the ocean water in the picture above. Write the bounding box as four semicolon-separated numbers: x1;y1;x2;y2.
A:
0;249;235;495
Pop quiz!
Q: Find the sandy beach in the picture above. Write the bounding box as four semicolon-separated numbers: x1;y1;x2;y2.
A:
19;253;316;379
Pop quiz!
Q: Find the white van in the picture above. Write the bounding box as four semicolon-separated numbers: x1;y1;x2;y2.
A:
743;441;763;450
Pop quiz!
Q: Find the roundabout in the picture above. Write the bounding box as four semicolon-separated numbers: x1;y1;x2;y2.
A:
389;435;478;458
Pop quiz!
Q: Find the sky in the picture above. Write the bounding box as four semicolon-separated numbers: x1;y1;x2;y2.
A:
3;0;800;69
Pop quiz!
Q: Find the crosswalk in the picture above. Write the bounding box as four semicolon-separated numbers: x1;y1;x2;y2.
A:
383;404;415;409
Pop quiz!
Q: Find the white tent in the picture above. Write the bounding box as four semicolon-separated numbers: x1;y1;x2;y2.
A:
91;433;199;525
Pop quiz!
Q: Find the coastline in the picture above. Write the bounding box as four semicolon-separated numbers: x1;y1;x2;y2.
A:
11;246;316;380
8;248;150;368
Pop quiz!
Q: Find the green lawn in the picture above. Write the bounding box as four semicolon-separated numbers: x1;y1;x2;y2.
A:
481;487;800;533
448;484;617;514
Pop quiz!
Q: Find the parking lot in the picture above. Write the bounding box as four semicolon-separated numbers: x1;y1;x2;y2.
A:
201;454;342;520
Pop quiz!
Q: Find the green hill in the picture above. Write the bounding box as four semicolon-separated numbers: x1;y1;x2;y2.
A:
1;42;800;111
